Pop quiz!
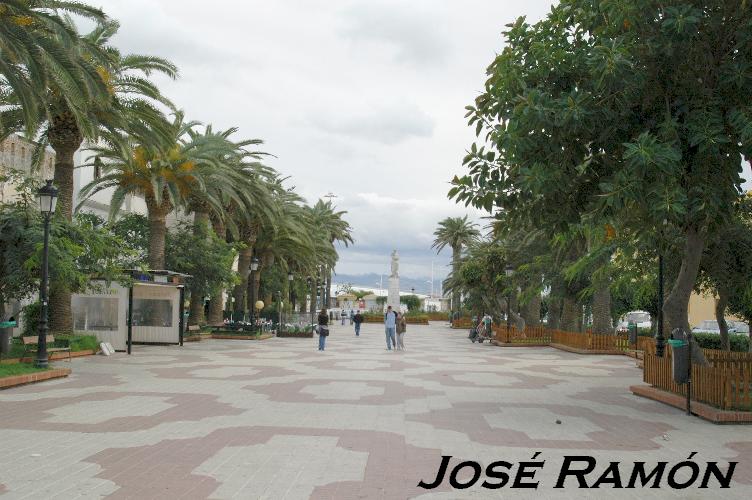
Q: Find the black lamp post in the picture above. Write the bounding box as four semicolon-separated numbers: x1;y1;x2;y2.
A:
36;180;58;369
288;271;294;305
307;277;314;327
505;265;514;335
249;256;259;328
656;219;667;358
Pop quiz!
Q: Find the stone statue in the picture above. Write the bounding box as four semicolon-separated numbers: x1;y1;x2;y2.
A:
390;250;399;277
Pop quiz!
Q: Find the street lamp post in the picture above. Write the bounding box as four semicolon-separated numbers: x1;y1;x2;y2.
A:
249;256;259;329
505;265;514;337
656;219;668;358
36;180;58;369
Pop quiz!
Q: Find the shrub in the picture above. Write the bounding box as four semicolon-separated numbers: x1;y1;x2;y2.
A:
692;333;749;352
21;301;41;337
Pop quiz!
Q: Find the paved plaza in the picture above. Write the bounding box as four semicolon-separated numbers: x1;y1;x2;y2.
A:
0;322;750;499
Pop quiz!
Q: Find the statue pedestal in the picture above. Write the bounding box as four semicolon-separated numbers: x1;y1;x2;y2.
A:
387;276;400;312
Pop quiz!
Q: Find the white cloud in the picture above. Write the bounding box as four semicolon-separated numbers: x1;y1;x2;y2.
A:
90;0;555;279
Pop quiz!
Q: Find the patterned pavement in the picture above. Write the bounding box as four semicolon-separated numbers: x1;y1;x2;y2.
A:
0;321;750;499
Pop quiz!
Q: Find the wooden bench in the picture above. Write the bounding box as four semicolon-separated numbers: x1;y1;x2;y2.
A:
187;325;201;333
22;335;71;362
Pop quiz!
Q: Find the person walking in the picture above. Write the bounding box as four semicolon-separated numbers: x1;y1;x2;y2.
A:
353;310;363;336
384;305;397;350
340;309;347;325
317;308;329;351
396;312;407;350
349;309;354;325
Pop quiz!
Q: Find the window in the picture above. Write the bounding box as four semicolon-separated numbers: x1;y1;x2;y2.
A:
132;298;173;327
73;296;119;331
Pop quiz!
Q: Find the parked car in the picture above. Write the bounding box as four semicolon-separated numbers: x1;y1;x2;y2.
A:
691;320;747;334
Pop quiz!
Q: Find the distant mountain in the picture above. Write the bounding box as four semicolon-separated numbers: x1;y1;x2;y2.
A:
332;273;441;295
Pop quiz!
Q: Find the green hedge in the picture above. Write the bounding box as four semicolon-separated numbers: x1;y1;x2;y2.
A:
692;333;750;352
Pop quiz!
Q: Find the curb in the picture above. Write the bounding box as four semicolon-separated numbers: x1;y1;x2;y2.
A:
0;368;72;390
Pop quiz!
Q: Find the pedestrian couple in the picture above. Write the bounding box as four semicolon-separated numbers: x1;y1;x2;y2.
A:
384;305;406;350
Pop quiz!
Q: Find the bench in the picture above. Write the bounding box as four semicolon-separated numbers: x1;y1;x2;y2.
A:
187;325;201;333
22;335;71;362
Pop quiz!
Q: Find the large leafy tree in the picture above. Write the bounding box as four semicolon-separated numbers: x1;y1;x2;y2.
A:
432;215;479;313
451;0;752;335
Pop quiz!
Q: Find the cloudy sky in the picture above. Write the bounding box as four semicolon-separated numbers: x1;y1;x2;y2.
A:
93;0;555;282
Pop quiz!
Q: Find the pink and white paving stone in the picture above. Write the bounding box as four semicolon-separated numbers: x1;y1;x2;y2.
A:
0;321;749;499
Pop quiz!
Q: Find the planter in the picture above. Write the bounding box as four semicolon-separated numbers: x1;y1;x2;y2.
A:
211;333;273;340
0;368;71;390
277;331;314;338
1;349;97;365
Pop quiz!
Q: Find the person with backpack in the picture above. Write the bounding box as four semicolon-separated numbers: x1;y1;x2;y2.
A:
353;311;363;336
384;305;397;350
317;308;329;351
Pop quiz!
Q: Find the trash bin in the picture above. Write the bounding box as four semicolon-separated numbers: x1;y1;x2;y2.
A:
669;339;689;384
628;322;637;345
0;320;17;356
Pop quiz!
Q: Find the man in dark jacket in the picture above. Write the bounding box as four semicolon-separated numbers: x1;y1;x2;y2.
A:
353;311;363;336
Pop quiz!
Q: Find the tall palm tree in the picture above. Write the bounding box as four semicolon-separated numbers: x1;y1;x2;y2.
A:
6;17;176;334
308;200;353;307
0;0;107;136
78;112;242;269
432;215;480;313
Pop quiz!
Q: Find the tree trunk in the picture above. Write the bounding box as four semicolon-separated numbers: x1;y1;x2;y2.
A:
324;267;332;309
207;218;227;326
232;246;252;316
591;281;612;334
187;210;210;325
664;226;706;336
147;209;168;269
715;291;730;351
560;295;579;332
47;111;83;334
522;293;542;327
451;246;461;313
247;269;262;312
49;111;82;222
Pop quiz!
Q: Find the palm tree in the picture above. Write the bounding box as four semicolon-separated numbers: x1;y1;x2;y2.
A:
308;200;353;307
432;215;480;313
0;0;107;136
78;112;242;270
6;17;176;334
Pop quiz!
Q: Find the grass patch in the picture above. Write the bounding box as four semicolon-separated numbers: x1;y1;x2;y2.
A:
0;363;48;378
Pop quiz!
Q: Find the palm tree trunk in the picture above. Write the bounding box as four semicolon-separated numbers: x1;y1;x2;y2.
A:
187;210;211;325
147;207;169;269
523;293;542;327
591;281;612;334
326;270;332;308
561;295;579;331
232;246;252;317
47;111;83;334
207;218;227;326
451;245;461;313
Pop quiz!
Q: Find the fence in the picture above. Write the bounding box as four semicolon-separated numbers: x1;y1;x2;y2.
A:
492;325;551;344
489;325;629;352
451;318;474;329
643;347;752;411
